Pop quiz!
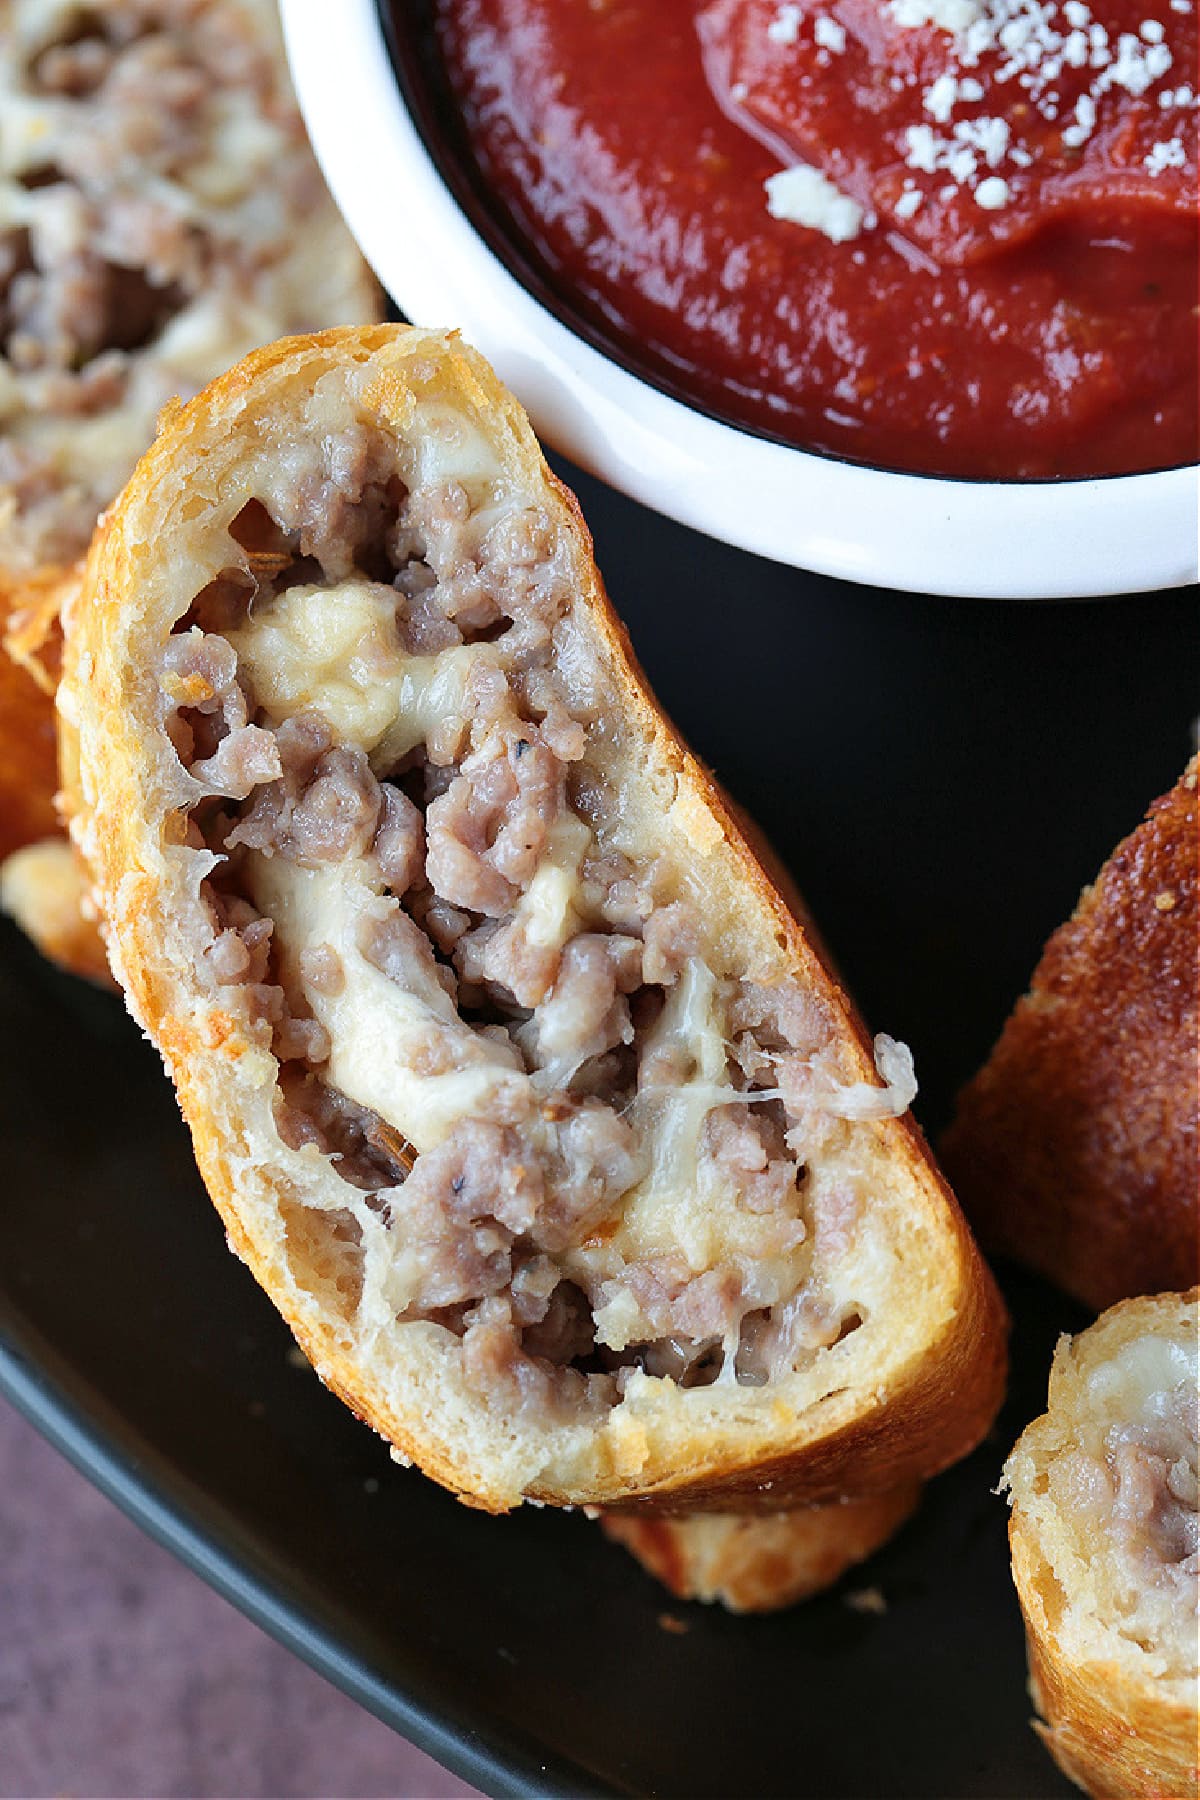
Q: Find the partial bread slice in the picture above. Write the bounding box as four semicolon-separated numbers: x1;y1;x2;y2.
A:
0;573;113;983
1004;1291;1199;1799
0;836;111;986
0;573;63;861
0;0;379;602
602;1485;921;1611
593;816;925;1610
62;323;1005;1512
942;762;1198;1312
0;0;380;977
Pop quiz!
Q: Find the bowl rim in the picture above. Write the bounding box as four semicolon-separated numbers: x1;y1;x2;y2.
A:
280;0;1200;599
373;0;1197;499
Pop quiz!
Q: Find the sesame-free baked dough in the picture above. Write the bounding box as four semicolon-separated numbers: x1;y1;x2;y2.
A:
602;1483;921;1610
0;572;62;860
1004;1290;1198;1799
0;571;115;983
0;832;110;983
601;827;925;1604
62;324;1006;1512
0;569;115;981
0;0;378;594
942;762;1198;1313
0;0;380;973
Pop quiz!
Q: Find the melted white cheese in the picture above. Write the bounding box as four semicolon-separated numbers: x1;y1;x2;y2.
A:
226;580;486;768
250;858;531;1155
586;961;805;1352
819;1034;918;1120
1087;1332;1195;1420
229;574;816;1340
512;813;592;956
629;960;731;1244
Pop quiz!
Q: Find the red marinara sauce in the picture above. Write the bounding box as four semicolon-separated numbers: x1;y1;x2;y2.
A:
432;0;1198;478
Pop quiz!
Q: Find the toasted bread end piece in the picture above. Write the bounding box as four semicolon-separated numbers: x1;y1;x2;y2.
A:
1004;1291;1199;1800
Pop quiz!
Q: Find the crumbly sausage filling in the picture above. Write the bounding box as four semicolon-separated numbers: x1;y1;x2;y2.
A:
159;418;915;1420
0;0;367;573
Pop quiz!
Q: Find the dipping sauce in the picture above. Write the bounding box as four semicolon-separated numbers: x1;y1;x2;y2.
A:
432;0;1197;478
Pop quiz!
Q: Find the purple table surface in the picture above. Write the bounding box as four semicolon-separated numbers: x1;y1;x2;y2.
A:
0;1394;483;1800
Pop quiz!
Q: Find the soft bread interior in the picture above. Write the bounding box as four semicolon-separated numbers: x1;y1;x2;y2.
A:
65;327;1000;1509
1005;1291;1199;1689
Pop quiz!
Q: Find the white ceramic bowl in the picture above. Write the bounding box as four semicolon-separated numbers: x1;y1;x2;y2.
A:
281;0;1198;599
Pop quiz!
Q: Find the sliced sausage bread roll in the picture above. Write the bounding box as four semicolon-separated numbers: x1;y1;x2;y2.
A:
0;0;378;602
62;324;1006;1512
602;1484;921;1611
1004;1291;1199;1799
942;762;1198;1312
0;574;62;861
0;0;380;975
0;572;112;983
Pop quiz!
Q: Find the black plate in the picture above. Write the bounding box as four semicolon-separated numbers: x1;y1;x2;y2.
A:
2;469;1196;1797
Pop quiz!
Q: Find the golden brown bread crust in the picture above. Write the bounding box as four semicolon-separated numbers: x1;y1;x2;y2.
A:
601;1484;921;1611
0;836;113;986
0;570;114;983
941;763;1199;1313
604;809;919;1596
1005;1291;1199;1800
1016;1537;1199;1800
597;1226;1004;1513
0;572;67;860
61;325;1006;1512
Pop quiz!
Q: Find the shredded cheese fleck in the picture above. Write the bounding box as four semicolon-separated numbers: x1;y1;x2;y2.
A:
767;2;804;41
765;162;875;240
760;0;1194;225
814;14;848;50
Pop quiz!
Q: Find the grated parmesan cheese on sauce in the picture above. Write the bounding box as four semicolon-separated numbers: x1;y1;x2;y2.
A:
764;162;875;238
1146;135;1188;166
767;2;803;39
924;71;964;118
814;14;849;48
890;0;984;27
974;174;1011;202
755;0;1196;227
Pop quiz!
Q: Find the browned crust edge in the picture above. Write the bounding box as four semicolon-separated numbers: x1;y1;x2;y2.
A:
0;568;115;983
601;1482;922;1612
0;569;72;858
1006;1289;1200;1800
1011;1516;1200;1800
941;761;1199;1314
